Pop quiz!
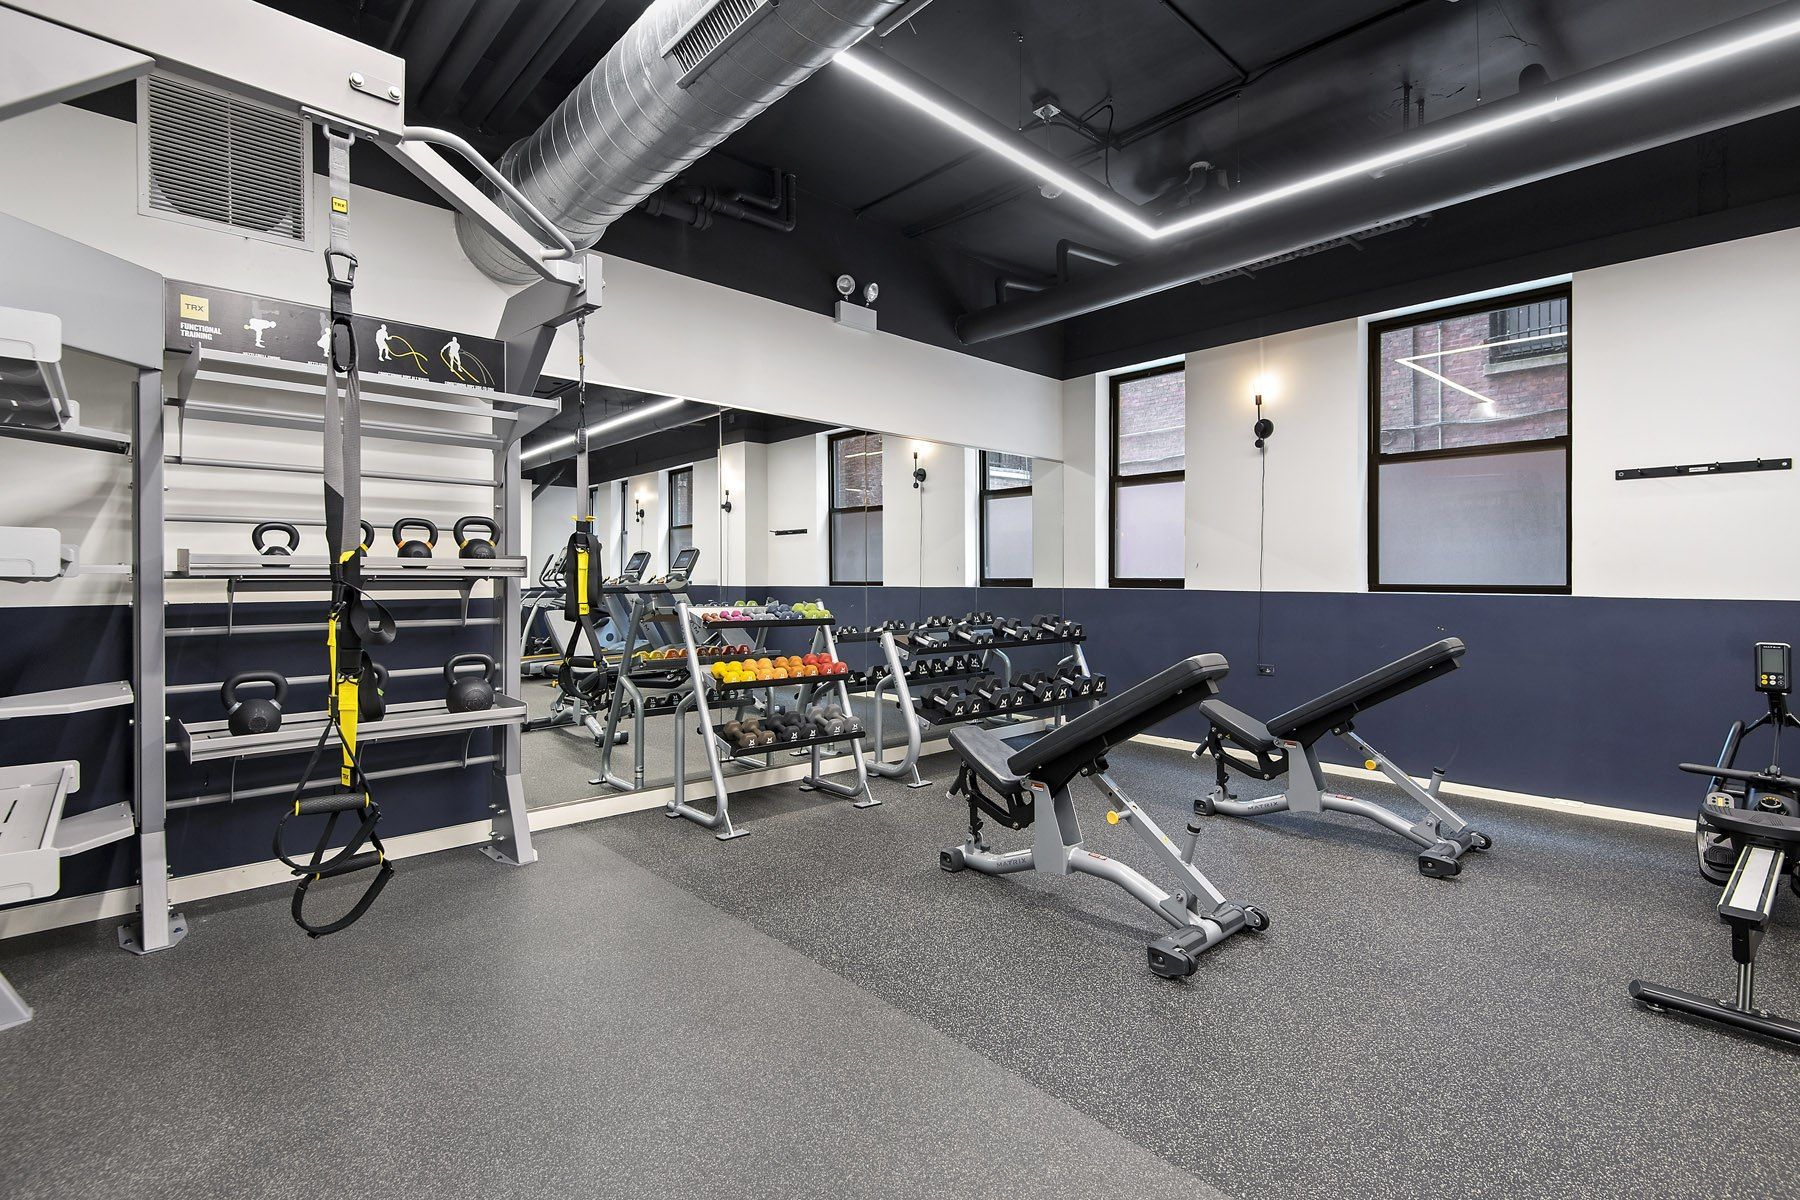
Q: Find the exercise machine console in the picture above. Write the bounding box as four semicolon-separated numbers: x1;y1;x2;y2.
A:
1630;642;1800;1047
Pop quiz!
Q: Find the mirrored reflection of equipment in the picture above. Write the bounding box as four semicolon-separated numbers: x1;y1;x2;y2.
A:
1631;642;1800;1047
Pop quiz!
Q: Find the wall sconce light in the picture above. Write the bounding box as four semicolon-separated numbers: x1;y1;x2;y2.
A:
1252;393;1274;449
721;488;733;514
912;450;927;489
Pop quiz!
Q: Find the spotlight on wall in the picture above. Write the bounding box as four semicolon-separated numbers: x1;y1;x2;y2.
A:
835;273;878;333
836;274;856;300
912;449;927;488
1252;393;1274;449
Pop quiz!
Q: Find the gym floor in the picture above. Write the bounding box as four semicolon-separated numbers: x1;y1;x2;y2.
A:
4;740;1797;1199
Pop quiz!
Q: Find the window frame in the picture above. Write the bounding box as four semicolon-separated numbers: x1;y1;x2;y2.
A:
666;465;694;561
978;450;1033;588
1366;284;1574;596
828;429;884;586
1109;364;1187;589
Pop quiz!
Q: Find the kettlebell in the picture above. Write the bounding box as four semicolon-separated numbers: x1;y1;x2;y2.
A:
359;520;375;553
251;521;300;557
359;657;388;723
221;672;287;736
393;517;438;559
444;652;496;712
454;516;499;560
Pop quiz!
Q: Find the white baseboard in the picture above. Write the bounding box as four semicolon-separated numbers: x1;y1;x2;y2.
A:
1131;733;1695;832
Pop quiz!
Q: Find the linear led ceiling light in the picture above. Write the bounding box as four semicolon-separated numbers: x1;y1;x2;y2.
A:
523;396;692;461
834;11;1800;243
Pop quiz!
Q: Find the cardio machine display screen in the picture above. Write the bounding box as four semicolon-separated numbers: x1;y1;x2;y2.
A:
672;548;700;572
1758;643;1789;676
623;551;650;574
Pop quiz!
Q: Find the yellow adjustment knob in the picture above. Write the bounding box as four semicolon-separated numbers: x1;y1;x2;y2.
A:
1365;760;1378;770
1105;810;1121;825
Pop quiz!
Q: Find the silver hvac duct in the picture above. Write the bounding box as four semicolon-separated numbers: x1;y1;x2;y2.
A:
956;1;1800;344
458;0;904;283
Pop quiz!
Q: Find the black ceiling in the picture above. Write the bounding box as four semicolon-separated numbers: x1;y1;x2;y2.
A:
260;0;1800;378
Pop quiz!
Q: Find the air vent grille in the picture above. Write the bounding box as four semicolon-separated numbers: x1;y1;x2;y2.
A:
140;74;310;246
663;0;774;86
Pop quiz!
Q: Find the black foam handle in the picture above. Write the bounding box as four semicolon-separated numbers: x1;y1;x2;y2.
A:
221;671;288;709
311;849;383;879
392;517;439;546
295;792;369;817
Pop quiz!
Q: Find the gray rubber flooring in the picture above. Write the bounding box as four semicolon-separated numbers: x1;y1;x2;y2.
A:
0;813;1217;1200
5;739;1798;1199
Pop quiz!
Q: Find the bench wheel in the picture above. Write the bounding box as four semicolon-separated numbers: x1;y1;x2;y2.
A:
1469;831;1493;852
939;847;966;873
1243;905;1269;932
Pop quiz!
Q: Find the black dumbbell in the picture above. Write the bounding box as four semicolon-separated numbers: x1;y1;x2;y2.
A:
394;517;438;559
221;672;286;736
455;516;499;560
251;521;299;558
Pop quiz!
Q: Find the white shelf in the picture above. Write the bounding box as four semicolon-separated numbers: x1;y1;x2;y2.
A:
0;681;133;720
0;760;77;904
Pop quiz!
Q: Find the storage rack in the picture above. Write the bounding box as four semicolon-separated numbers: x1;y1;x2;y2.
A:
592;551;711;791
152;337;557;941
0;227;156;1018
666;602;875;840
835;615;1104;787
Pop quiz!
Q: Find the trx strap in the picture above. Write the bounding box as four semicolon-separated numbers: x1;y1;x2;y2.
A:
560;315;607;670
273;127;392;937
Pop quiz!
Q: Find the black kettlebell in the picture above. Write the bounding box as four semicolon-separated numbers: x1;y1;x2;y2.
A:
359;657;388;723
359;520;375;553
251;521;300;557
393;517;438;559
221;672;287;736
444;652;496;712
454;516;499;560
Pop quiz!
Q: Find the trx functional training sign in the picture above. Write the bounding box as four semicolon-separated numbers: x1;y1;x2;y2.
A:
164;279;507;391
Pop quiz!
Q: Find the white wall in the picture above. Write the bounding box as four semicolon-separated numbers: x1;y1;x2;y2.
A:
882;437;974;588
764;434;828;586
1572;231;1800;601
1064;229;1800;604
1184;321;1366;592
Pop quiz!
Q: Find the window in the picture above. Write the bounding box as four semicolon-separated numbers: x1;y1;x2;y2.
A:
979;452;1033;586
1369;285;1571;593
1110;366;1186;587
667;466;694;560
829;431;883;585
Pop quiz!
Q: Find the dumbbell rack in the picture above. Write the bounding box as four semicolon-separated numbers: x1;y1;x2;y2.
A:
593;577;716;791
148;341;557;945
666;602;874;840
836;617;1102;786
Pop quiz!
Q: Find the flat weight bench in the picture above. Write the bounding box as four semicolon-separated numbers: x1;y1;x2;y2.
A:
941;654;1268;979
1196;637;1491;878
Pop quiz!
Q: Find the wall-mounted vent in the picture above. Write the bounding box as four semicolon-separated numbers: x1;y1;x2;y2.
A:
662;0;775;87
138;74;310;247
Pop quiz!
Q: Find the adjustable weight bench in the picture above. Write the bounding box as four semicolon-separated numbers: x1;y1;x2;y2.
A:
941;654;1268;979
1196;637;1491;878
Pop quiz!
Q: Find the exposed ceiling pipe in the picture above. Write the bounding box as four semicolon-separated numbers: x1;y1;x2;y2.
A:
643;170;798;233
458;0;905;284
956;1;1800;343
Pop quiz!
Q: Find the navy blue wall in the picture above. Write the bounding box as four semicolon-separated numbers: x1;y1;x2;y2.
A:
755;584;1800;820
2;599;494;911
8;585;1794;912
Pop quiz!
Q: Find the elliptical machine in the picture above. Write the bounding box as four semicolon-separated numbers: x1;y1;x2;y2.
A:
1630;642;1800;1047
